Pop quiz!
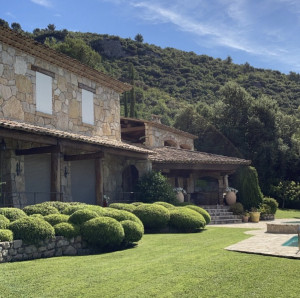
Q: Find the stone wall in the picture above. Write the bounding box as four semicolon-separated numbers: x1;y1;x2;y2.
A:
145;123;194;150
0;42;121;140
0;235;94;263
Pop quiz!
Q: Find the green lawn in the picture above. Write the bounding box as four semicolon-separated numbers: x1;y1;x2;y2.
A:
275;208;300;219
1;227;299;298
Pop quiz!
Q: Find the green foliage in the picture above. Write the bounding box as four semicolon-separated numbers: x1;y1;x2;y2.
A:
37;201;71;213
232;166;263;210
81;217;125;248
9;217;55;244
169;207;206;232
0;229;13;242
153;201;176;209
259;204;272;216
229;203;244;215
109;203;137;213
262;197;278;214
44;214;69;226
120;220;144;243
23;204;59;216
62;204;87;215
0;214;10;229
133;204;170;230
102;208;143;228
54;222;80;239
68;209;99;225
185;205;211;224
271;181;300;209
135;171;176;203
0;208;27;221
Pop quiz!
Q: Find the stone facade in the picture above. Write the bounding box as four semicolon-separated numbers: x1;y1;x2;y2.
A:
0;236;94;263
145;123;194;150
0;42;121;140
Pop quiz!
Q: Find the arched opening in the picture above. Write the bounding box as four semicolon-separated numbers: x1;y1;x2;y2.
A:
164;140;177;148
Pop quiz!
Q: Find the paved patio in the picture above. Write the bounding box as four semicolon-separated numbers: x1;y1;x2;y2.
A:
212;219;300;259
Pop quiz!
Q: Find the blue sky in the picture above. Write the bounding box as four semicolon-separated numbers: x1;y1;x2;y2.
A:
1;0;300;74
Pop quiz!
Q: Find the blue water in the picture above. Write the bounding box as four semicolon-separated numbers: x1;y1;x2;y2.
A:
282;236;299;247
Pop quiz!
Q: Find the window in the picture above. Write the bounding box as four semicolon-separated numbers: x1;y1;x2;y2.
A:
36;72;52;114
82;89;94;125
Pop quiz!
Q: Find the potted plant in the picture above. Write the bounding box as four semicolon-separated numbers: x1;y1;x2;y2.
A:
249;207;260;223
173;187;186;203
225;187;238;205
242;211;250;223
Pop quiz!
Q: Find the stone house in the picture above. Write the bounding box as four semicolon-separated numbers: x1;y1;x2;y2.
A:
0;26;152;207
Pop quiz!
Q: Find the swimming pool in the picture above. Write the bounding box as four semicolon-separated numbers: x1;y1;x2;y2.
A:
282;235;299;247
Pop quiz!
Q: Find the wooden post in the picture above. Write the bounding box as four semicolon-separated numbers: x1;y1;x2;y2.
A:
95;158;103;206
51;151;60;201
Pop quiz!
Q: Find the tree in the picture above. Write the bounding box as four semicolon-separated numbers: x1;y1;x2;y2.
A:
11;22;22;33
0;18;9;28
134;33;143;42
47;24;56;32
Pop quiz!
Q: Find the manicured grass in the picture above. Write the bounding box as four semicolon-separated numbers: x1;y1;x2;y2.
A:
275;208;300;219
1;228;300;297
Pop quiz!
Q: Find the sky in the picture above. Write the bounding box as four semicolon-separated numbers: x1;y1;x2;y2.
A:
1;0;300;74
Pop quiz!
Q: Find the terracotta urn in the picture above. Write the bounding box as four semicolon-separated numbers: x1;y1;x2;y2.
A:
225;191;236;205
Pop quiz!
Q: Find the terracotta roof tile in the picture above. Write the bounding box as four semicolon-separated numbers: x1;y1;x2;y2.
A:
0;119;152;154
149;147;251;165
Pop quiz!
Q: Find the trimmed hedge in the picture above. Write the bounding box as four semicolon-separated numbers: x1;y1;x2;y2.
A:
44;214;69;226
23;204;59;216
0;208;27;221
102;208;143;228
109;203;137;213
0;229;13;242
9;217;55;244
133;204;170;230
81;217;125;249
262;197;278;215
68;209;99;225
185;205;211;225
153;202;176;209
62;205;87;215
121;220;144;243
35;201;71;213
169;208;206;232
84;205;106;216
0;214;10;229
54;222;80;239
229;203;244;215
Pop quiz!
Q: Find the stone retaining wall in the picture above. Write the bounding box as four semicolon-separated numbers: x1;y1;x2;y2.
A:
0;236;93;263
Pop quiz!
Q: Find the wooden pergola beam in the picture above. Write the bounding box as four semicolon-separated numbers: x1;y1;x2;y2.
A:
64;151;104;161
15;145;59;156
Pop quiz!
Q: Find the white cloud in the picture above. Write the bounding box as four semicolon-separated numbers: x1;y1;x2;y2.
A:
5;12;16;19
31;0;52;8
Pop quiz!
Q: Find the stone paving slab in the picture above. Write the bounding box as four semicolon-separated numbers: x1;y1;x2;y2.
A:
210;219;300;259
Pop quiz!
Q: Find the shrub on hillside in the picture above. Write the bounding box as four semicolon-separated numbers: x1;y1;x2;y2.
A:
120;220;144;243
9;217;55;244
185;205;211;224
68;209;99;225
0;214;10;229
135;171;176;203
44;214;69;226
169;208;206;232
262;197;278;214
109;203;137;213
0;208;27;221
0;229;13;242
133;204;170;230
153;201;176;209
23;204;59;216
54;222;80;239
229;202;244;215
81;217;125;249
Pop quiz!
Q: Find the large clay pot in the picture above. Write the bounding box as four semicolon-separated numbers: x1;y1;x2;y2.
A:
176;192;184;203
250;212;260;223
225;191;236;205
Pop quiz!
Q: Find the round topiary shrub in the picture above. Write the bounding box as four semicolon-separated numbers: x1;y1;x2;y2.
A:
68;209;99;225
185;205;211;225
37;201;71;213
153;201;176;209
228;202;244;216
44;214;69;226
169;207;206;232
0;214;10;229
262;197;278;215
109;203;137;213
0;229;13;242
62;205;87;215
133;204;170;230
0;208;27;221
29;214;44;219
9;217;55;244
81;217;125;249
131;202;144;206
54;222;80;239
103;208;143;228
121;220;144;243
84;205;106;216
23;204;59;216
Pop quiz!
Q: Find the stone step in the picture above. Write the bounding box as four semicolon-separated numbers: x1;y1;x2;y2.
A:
209;218;243;225
212;215;241;220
